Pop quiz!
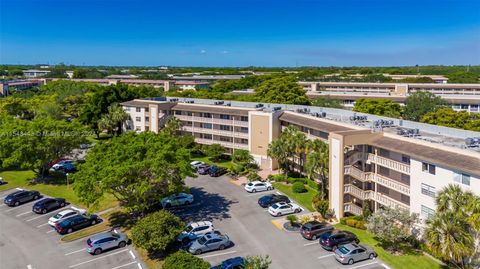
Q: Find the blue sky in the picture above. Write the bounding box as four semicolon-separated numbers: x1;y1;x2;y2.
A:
1;0;479;66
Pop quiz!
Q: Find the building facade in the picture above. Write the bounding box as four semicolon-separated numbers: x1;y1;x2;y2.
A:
121;97;480;221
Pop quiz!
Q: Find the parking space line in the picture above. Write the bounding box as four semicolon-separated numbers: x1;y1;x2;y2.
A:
111;261;137;269
199;250;237;259
46;230;55;234
271;220;283;230
27;264;33;269
37;223;49;228
26;214;47;222
317;253;335;259
137;263;143;269
303;242;318;246
68;249;130;268
16;211;32;217
129;250;136;259
347;261;378;269
65;248;86;256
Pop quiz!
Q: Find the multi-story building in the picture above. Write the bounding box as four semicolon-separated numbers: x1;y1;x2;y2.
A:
22;69;51;78
123;97;480;221
298;81;480;113
0;79;46;97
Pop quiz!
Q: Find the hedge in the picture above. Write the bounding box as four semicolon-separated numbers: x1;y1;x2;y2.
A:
344;217;366;230
292;182;307;193
340;215;364;225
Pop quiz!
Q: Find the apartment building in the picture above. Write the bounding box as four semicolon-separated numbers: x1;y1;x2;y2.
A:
121;97;480;221
0;79;46;97
299;81;480;113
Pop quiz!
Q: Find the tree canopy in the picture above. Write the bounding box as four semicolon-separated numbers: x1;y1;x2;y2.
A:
353;98;402;118
403;91;447;121
162;250;211;269
254;76;310;105
420;108;480;131
72;131;194;212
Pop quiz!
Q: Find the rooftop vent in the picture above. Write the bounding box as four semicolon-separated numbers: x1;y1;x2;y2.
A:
255;104;264;108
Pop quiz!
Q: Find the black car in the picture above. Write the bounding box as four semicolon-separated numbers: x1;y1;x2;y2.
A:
197;164;211;175
209;166;227;177
4;190;41;207
300;221;334;240
319;230;359;251
55;214;101;234
257;194;290;208
32;198;67;214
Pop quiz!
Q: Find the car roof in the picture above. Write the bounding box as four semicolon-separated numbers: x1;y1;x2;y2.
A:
58;209;76;215
340;243;363;251
303;220;322;227
8;190;24;196
89;230;118;242
223;257;244;265
251;181;263;184
37;198;54;204
189;221;213;228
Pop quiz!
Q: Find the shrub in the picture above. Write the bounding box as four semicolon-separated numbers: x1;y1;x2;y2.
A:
355;220;366;230
346;219;358;227
299;215;311;225
340;215;365;225
286;215;298;225
292;182;307;193
162;250;210;269
269;174;286;182
315;200;329;217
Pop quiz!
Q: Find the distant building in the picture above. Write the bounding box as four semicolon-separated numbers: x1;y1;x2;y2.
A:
174;81;210;91
106;74;139;79
171;75;247;81
0;79;46;97
65;71;74;79
23;69;51;78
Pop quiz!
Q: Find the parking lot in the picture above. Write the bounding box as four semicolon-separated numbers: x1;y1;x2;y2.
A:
0;188;144;269
178;175;387;269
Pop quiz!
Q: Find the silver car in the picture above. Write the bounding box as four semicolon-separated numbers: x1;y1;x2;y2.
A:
334;243;377;265
86;228;128;255
188;232;231;255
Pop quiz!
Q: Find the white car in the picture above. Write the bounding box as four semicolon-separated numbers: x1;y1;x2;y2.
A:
244;181;273;193
268;202;302;217
47;207;86;226
190;161;205;170
177;221;214;242
161;193;194;208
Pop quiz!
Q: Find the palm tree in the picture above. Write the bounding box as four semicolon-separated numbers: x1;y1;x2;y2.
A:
98;104;129;136
97;115;114;134
279;125;307;172
435;184;474;215
267;139;290;175
305;139;329;199
232;149;254;165
425;212;474;269
163;117;182;135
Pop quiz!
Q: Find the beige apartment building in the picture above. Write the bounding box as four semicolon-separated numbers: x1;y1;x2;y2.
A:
122;97;480;221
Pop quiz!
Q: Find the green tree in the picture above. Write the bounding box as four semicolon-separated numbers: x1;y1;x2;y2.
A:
0;116;87;177
421;108;480;131
254;76;310;105
365;207;419;252
97;104;129;136
163;117;182;135
267;125;306;174
353;98;402;118
162;250;210;269
311;97;343;108
267;139;291;174
203;144;225;161
232;149;254;165
131;210;185;255
447;71;479;84
244;255;272;269
305;139;329;199
404;91;447;121
72;132;193;213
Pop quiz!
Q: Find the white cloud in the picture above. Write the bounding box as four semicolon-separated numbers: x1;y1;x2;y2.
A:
200;49;207;54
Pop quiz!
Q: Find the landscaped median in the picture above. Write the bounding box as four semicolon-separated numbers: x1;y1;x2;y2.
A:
272;182;317;212
335;224;445;269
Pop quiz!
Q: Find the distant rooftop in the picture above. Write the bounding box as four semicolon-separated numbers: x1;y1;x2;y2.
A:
171;75;247;80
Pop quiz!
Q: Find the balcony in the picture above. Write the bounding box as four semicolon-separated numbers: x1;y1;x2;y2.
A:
345;151;368;165
195;138;248;150
367;154;410;174
344;184;373;200
374;192;409;211
344;184;409;211
175;115;249;127
182;126;249;139
344;165;410;195
344;202;363;215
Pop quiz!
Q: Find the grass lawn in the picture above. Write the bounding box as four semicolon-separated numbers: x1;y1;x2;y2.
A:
335;224;446;269
0;170;118;212
192;156;234;170
272;182;318;212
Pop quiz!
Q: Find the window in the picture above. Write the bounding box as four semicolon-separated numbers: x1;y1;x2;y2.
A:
219;125;231;131
175;111;182;115
454;172;470;186
187;112;192;116
145;117;149;122
136;107;141;112
402;155;410;164
422;162;436;175
421;205;435;219
135;117;141;122
240;127;248;133
145;107;149;112
240;116;248;121
202;113;211;118
201;123;212;129
219;114;230;120
124;107;130;111
135;126;141;131
421;183;436;197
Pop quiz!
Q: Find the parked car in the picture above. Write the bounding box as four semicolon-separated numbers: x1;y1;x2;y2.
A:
86;228;128;255
161;193;194;208
268;202;302;217
188;232;232;255
32;198;67;214
258;194;290;208
48;208;86;226
319;230;359;251
334;243;377;265
181;230;222;250
191;161;205;170
52;160;75;171
300;221;334;240
4;190;41;206
197;164;211;175
244;181;273;193
177;221;215;243
55;214;101;234
211;257;245;269
209;166;227;177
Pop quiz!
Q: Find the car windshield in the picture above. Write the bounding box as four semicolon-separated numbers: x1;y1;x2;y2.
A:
186;225;193;232
197;236;207;245
271;204;279;209
338;246;350;254
52;213;63;219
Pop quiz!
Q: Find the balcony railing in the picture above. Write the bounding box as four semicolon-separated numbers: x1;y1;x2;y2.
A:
175;115;249;127
195;138;248;150
182;126;249;139
344;184;374;200
367;154;410;174
344;202;363;215
374;192;409;211
344;165;410;195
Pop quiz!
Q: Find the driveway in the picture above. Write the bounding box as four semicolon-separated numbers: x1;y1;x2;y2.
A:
174;175;387;269
0;188;144;269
